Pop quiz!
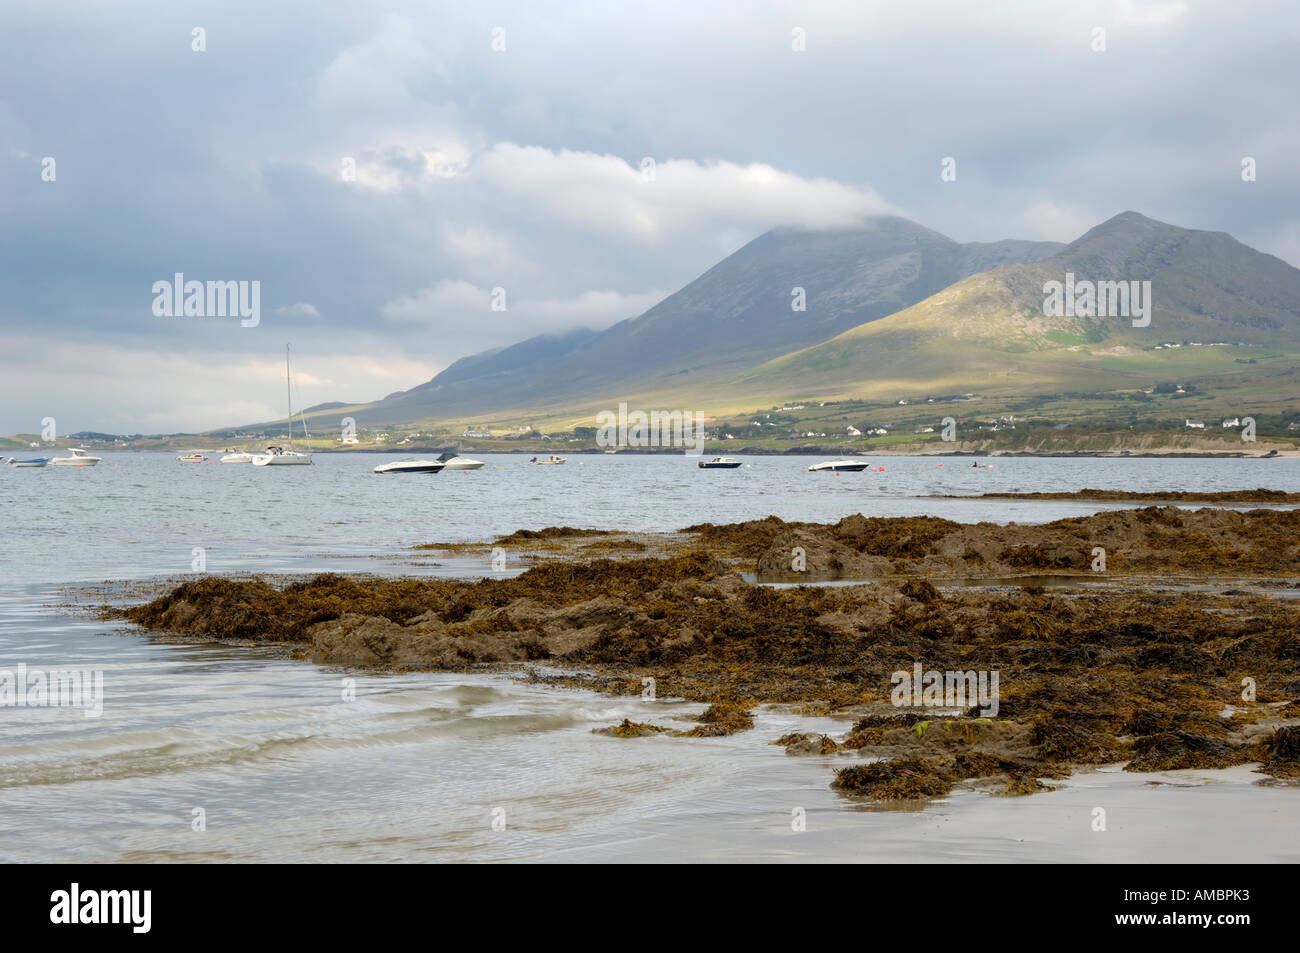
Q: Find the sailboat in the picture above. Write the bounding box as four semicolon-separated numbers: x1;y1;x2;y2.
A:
252;345;313;466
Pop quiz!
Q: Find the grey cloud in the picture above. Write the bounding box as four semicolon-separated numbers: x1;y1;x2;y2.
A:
0;0;1296;432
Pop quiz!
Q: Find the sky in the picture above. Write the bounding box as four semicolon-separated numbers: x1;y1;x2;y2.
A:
2;0;1297;434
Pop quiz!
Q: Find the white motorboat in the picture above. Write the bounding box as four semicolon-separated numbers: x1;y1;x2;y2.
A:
253;345;313;467
373;459;446;475
220;450;254;464
436;452;484;470
177;452;208;463
530;455;566;465
6;457;49;468
698;456;743;469
48;448;101;467
808;459;868;472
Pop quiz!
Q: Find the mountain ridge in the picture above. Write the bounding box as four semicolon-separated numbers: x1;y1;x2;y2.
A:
347;216;1064;424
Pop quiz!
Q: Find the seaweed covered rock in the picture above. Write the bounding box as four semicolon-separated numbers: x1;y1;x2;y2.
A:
1256;725;1300;779
1125;731;1253;772
832;758;953;800
679;701;755;737
593;719;669;738
773;732;839;755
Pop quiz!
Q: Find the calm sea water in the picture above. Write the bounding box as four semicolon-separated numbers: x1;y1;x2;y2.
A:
2;452;1298;862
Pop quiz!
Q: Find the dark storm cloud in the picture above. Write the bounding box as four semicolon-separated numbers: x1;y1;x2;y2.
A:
0;0;1295;431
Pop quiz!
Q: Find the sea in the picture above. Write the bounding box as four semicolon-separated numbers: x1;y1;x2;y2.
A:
2;452;1297;862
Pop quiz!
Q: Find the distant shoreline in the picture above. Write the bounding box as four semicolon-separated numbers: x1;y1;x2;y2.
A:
14;446;1294;459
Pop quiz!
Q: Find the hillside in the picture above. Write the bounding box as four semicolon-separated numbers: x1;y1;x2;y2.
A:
740;211;1300;401
345;217;1063;424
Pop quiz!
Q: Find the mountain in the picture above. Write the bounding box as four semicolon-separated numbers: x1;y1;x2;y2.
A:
402;328;599;394
741;211;1300;399
344;217;1063;424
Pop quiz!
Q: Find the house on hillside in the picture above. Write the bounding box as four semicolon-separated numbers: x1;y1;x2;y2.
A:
1185;419;1205;429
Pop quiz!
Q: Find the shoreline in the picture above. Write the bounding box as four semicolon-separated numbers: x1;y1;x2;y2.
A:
926;488;1300;504
21;446;1297;458
102;506;1300;802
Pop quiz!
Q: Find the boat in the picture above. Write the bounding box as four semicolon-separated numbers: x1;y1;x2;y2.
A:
530;455;566;465
252;345;313;467
808;459;869;472
435;452;484;470
251;445;312;466
177;452;208;462
6;457;48;468
48;448;102;467
220;450;254;464
698;456;743;469
373;459;446;475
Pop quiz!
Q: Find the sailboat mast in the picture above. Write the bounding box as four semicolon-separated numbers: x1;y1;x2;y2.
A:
285;343;293;450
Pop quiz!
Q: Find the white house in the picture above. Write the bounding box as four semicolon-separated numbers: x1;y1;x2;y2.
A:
846;426;861;437
1185;419;1205;429
1221;418;1240;428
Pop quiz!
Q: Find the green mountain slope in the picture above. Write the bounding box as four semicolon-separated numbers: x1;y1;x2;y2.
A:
339;217;1063;424
739;211;1300;400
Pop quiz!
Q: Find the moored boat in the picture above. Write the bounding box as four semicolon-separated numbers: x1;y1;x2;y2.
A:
436;452;485;470
808;459;868;472
48;448;101;467
6;457;49;468
251;445;312;466
253;345;314;467
373;459;446;475
698;456;743;469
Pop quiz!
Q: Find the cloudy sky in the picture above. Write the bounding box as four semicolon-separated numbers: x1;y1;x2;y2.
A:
2;0;1296;434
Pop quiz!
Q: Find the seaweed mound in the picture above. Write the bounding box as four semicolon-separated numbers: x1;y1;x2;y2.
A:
833;758;954;800
1124;731;1252;772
